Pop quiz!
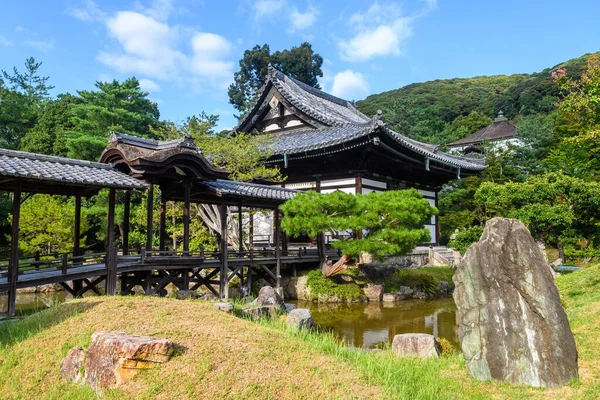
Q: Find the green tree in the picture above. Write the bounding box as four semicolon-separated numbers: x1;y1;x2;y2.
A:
280;190;437;268
16;195;88;255
67;77;160;160
0;57;53;149
475;172;600;259
19;93;79;156
228;42;323;112
508;114;555;176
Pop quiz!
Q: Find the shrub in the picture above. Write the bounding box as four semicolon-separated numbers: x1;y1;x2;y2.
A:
383;267;455;295
306;270;363;301
448;226;484;254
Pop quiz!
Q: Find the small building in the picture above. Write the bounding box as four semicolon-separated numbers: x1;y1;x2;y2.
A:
447;112;520;153
235;66;487;244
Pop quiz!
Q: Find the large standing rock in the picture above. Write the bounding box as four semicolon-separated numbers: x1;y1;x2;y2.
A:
287;308;314;330
453;218;578;388
392;334;439;358
60;347;86;383
363;283;384;302
85;331;175;390
256;286;285;309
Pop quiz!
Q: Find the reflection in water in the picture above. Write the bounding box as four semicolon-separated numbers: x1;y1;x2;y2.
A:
0;291;70;316
293;298;459;349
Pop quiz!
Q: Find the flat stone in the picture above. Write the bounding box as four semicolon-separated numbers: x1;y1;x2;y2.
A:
392;334;439;358
214;302;234;313
453;217;578;388
84;331;175;390
363;283;384;302
287;308;314;330
382;292;401;302
60;347;86;383
242;305;282;320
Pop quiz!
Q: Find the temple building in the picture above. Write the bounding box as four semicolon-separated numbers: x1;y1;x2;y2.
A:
235;66;487;244
447;111;520;153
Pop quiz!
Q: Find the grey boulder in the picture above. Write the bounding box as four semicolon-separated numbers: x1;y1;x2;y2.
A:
453;217;578;388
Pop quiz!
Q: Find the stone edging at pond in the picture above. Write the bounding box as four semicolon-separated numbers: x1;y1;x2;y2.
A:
279;272;454;304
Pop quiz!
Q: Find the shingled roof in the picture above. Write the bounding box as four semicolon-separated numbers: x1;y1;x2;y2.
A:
236;65;370;131
0;148;147;191
201;179;297;201
447;112;519;148
236;66;487;173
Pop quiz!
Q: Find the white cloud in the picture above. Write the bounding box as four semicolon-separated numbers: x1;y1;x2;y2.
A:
339;1;433;62
330;70;369;100
67;0;107;22
253;0;284;20
190;32;234;88
133;0;178;21
25;39;55;53
96;9;234;91
97;11;184;79
0;36;13;46
139;78;161;92
289;5;319;32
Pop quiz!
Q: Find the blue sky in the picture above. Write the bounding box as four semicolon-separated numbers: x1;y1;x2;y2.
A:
1;0;599;131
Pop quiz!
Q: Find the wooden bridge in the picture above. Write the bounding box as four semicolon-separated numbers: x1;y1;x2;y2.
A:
0;136;337;317
0;246;336;303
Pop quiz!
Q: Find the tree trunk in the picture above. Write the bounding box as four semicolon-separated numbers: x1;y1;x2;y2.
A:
323;254;351;277
196;204;246;251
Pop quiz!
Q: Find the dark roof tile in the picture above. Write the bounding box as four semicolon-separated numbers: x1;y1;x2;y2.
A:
0;149;147;189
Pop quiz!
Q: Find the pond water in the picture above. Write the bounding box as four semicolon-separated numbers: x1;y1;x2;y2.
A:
292;298;459;349
2;291;459;351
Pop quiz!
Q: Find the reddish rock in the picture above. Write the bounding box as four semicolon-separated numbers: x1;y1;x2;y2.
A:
363;283;384;302
84;331;175;389
60;347;86;383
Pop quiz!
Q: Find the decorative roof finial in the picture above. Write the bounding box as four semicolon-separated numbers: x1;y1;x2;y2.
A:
371;110;385;128
495;111;507;121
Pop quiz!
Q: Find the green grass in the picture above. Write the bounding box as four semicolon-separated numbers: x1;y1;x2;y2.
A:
382;266;455;294
1;264;599;399
306;269;364;301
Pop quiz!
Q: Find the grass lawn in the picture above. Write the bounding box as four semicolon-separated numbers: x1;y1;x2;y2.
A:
0;264;598;399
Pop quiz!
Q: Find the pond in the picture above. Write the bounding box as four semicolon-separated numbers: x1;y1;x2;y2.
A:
292;298;459;349
0;291;71;317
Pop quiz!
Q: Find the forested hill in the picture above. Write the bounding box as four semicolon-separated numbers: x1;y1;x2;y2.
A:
356;52;598;145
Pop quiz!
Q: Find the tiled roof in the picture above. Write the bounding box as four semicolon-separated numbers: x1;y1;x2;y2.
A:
201;179;297;201
108;131;198;151
0;148;147;189
235;65;370;131
268;122;487;171
448;119;519;147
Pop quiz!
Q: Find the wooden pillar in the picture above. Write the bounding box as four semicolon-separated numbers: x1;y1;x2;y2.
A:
434;189;440;246
274;207;281;291
238;205;243;251
7;180;21;317
183;184;190;253
159;195;166;252
219;203;229;299
105;188;117;296
122;191;131;255
249;210;254;247
146;183;154;251
73;194;81;257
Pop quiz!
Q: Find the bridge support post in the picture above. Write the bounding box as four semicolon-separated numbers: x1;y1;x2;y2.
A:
219;203;229;299
105;188;117;296
7;180;21;317
74;194;81;258
123;190;131;255
146;183;154;251
159;195;166;252
274;207;281;294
